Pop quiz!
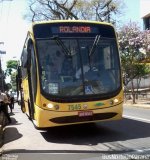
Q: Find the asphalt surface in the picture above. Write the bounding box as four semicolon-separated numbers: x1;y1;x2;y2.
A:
0;102;150;160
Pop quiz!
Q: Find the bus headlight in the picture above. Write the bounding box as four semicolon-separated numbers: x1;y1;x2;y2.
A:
47;103;59;110
47;103;54;109
114;99;119;103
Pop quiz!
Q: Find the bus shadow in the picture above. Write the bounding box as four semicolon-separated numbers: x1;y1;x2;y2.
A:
40;118;150;146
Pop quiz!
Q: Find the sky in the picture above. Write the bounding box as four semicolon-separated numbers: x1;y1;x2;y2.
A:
0;0;28;69
0;0;149;71
119;0;141;24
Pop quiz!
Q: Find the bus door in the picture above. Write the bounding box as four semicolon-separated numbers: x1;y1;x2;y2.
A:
16;66;25;113
25;39;37;120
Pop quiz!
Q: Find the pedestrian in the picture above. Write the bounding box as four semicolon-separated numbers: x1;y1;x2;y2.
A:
10;96;15;109
5;91;13;113
0;90;11;124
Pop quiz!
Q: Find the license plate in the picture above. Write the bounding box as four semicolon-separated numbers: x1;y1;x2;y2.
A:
78;111;93;117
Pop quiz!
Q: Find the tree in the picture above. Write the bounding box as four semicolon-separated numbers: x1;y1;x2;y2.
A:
118;22;150;103
25;0;78;21
140;29;150;61
5;60;18;76
24;0;124;24
5;60;18;92
10;72;17;92
74;0;124;23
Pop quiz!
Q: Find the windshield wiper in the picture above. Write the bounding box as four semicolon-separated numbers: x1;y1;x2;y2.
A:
89;35;101;56
52;35;71;56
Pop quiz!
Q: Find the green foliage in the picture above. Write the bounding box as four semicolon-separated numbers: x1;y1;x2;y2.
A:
118;21;150;103
118;22;150;85
11;72;17;91
5;60;18;91
6;60;18;70
5;60;18;77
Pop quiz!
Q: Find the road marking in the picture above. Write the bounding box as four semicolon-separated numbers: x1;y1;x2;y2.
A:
123;115;150;123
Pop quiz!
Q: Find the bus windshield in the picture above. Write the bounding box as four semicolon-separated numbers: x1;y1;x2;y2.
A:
37;37;121;97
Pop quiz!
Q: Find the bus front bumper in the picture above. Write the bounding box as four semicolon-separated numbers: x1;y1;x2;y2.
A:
33;103;123;128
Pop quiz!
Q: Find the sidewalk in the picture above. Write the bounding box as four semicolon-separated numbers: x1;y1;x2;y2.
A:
0;112;6;155
123;99;150;109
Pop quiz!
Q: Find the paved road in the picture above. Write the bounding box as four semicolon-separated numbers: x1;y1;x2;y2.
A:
1;104;150;160
123;106;150;123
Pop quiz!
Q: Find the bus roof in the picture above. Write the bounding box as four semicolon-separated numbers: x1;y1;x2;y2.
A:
31;20;114;28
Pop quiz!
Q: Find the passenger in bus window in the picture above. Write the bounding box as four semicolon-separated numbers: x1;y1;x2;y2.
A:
76;60;98;80
75;61;90;79
52;50;64;74
75;56;99;80
45;61;59;81
76;66;89;79
44;50;64;82
61;56;74;76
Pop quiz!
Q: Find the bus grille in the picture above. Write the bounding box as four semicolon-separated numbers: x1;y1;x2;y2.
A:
50;112;117;124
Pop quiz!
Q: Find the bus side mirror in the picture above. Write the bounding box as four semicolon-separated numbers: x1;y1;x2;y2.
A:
22;39;32;69
17;66;21;79
16;66;22;99
17;66;22;89
22;48;28;68
26;39;32;69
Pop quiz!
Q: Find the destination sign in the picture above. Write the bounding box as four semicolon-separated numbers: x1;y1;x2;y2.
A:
59;26;91;33
33;23;115;38
51;25;99;34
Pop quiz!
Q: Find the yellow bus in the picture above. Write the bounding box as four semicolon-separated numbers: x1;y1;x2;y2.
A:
17;20;123;128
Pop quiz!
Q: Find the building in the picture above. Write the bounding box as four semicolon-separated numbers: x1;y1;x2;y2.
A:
143;13;150;30
140;0;150;63
140;0;150;30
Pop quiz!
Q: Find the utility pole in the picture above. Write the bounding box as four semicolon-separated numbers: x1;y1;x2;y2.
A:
0;42;6;91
